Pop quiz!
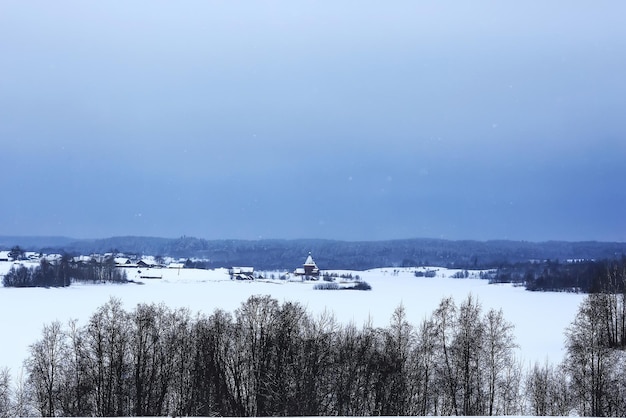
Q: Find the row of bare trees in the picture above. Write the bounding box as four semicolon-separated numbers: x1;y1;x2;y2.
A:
559;262;626;417
523;261;626;417
2;294;521;417
2;283;626;417
522;290;626;418
2;257;126;288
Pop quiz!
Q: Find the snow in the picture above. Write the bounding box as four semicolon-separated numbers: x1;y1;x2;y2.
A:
0;262;585;376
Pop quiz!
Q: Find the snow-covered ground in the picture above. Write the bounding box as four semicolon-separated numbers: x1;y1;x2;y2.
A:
0;262;585;376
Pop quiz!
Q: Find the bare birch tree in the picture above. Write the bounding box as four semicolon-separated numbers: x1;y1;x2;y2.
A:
25;321;65;417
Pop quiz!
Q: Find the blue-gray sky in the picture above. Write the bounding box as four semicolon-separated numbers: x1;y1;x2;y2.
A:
1;1;625;242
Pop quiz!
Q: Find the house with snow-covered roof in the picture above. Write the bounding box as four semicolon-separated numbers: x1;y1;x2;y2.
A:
229;267;255;280
136;259;152;268
43;253;63;262
114;257;132;267
168;262;185;269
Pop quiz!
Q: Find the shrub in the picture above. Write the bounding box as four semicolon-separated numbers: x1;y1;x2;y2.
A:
314;282;340;290
344;281;372;291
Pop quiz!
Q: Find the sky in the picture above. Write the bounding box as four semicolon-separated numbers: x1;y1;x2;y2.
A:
1;1;625;242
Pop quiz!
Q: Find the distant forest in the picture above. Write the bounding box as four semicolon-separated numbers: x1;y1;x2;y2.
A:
480;257;626;293
2;236;626;293
2;235;625;271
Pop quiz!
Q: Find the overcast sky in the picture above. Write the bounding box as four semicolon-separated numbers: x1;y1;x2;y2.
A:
1;1;625;242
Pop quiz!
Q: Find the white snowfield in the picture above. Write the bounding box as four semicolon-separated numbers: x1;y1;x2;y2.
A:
0;262;585;377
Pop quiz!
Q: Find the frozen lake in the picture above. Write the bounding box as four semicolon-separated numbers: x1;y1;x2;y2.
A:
0;262;585;376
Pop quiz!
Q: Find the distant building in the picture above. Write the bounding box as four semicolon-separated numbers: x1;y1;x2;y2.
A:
114;257;132;267
294;252;320;279
229;267;255;280
168;262;185;269
136;259;153;268
73;255;92;264
43;254;63;263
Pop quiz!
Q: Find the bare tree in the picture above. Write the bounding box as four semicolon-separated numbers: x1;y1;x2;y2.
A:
221;295;280;416
525;360;573;416
414;317;438;415
598;261;626;348
57;319;92;416
332;321;379;415
565;294;615;416
379;304;416;415
498;357;524;415
25;321;66;417
130;303;162;416
163;307;194;417
255;300;309;416
604;350;626;417
84;298;131;416
432;296;459;415
454;294;486;415
8;246;25;261
0;368;12;418
483;307;517;415
184;308;236;417
12;367;32;417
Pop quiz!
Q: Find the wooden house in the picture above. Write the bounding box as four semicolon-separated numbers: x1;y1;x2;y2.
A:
294;252;320;279
229;267;255;280
114;257;132;267
136;259;152;268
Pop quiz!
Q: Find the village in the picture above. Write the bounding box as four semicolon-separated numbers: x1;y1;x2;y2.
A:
0;247;333;284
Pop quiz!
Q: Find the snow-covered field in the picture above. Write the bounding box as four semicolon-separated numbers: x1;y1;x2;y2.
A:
0;262;585;376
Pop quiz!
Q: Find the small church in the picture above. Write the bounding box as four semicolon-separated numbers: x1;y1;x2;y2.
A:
294;252;320;280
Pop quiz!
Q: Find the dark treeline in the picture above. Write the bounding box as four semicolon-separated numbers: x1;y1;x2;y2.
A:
4;235;625;270
482;257;626;293
2;256;127;288
1;287;624;417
